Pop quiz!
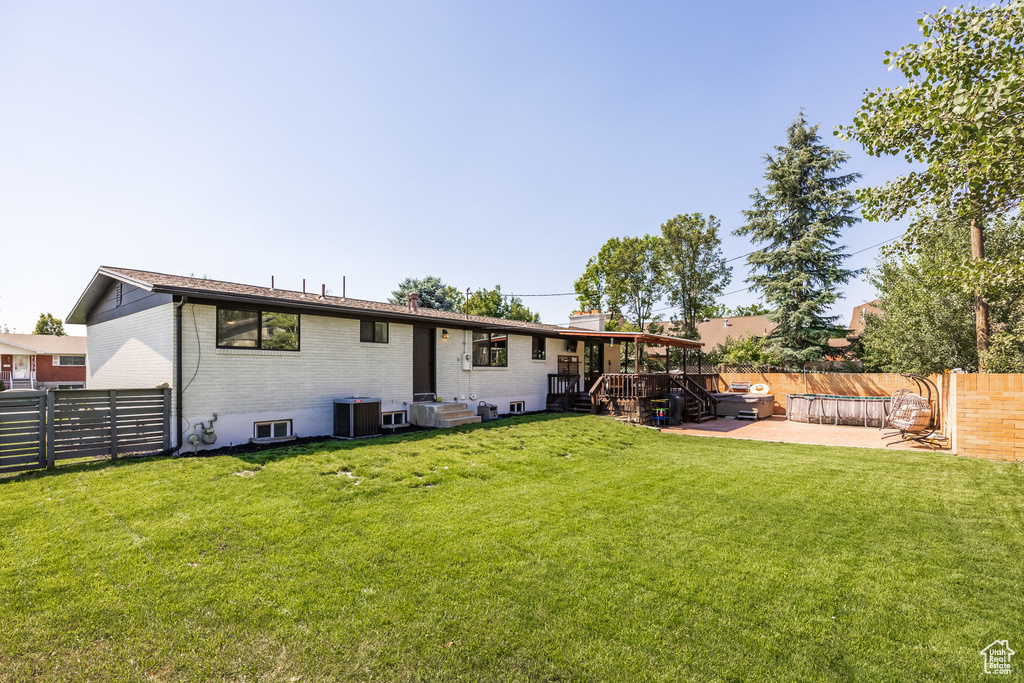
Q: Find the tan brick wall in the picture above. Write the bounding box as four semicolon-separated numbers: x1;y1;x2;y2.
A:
717;372;919;415
717;370;1024;462
951;373;1024;462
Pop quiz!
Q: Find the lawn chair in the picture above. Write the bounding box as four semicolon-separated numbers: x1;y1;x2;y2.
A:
883;375;946;450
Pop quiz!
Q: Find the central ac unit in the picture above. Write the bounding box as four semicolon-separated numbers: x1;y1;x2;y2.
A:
334;397;382;438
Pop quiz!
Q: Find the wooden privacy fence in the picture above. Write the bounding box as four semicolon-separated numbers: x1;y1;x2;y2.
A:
0;388;170;474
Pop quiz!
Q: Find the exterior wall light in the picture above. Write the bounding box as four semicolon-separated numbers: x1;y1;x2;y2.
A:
442;329;449;340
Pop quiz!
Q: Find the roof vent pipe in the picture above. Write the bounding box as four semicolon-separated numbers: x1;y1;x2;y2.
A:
301;278;308;299
271;276;275;291
408;292;420;312
319;284;326;300
342;276;346;300
724;318;730;327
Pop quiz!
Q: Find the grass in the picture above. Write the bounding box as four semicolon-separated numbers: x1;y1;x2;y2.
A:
1;413;1022;682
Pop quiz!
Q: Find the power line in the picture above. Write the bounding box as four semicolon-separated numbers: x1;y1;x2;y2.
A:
503;292;576;297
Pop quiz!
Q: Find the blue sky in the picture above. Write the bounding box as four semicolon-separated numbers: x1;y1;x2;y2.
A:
1;1;932;333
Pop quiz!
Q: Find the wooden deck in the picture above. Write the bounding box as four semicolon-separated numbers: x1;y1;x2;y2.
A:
547;372;721;424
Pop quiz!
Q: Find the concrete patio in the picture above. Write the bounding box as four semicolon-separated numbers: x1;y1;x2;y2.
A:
660;415;949;451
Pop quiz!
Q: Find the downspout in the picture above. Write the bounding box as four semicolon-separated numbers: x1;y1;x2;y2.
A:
175;296;187;453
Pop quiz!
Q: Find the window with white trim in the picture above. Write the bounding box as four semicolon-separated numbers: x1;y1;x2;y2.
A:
509;401;525;414
254;420;292;439
54;355;86;366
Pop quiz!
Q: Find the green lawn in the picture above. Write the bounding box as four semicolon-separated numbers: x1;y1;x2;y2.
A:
1;414;1022;681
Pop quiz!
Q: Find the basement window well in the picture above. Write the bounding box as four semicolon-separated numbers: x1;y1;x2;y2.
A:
510;401;525;414
254;420;292;440
381;410;408;428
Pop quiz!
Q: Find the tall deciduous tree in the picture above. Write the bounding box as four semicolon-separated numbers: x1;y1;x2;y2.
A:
575;235;665;332
466;286;541;322
388;276;463;311
33;313;66;336
575;235;665;372
861;208;1024;374
660;213;731;340
838;1;1024;366
735;113;860;363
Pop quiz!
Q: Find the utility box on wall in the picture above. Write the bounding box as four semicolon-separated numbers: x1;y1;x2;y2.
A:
334;398;382;438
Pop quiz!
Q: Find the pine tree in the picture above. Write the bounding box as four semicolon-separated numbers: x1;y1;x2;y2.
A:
734;113;860;363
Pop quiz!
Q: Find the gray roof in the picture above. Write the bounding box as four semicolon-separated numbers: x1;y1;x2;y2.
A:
69;266;588;335
0;333;87;355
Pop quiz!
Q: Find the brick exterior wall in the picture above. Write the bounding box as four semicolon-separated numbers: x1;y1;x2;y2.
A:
87;303;175;390
949;373;1024;462
172;304;588;451
35;355;87;383
436;328;585;414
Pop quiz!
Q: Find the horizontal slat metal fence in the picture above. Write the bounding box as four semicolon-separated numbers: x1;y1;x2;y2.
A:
0;391;47;474
0;388;170;473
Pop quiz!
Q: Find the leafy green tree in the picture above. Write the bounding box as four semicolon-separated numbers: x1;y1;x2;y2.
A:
575;235;666;372
660;213;731;340
575;235;665;333
838;1;1024;365
860;208;1024;373
730;303;771;317
734;113;860;364
33;313;66;336
388;276;464;311
982;331;1024;373
705;333;782;367
467;286;541;322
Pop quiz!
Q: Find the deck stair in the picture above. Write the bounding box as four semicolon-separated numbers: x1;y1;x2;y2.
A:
567;392;593;413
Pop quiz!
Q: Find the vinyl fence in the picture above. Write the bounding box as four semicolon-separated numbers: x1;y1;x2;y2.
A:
0;388;170;474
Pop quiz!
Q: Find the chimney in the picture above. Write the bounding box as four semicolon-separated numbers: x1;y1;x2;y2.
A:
408;292;420;312
724;318;730;327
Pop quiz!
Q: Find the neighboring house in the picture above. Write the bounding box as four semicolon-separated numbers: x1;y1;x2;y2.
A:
67;267;622;452
0;333;87;390
647;302;881;363
645;315;776;366
847;299;881;337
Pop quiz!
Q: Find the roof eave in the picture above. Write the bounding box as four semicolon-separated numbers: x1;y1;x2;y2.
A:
154;286;566;336
67;268;157;325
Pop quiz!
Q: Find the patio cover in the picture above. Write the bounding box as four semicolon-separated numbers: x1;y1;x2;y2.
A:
558;330;703;349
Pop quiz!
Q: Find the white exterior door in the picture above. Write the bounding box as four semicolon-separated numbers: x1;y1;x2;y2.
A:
12;355;29;379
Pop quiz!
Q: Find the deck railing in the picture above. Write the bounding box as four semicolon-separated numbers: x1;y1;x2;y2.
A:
589;373;676;401
548;374;581;395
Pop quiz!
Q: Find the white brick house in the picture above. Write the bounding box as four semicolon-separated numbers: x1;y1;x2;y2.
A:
68;267;619;452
